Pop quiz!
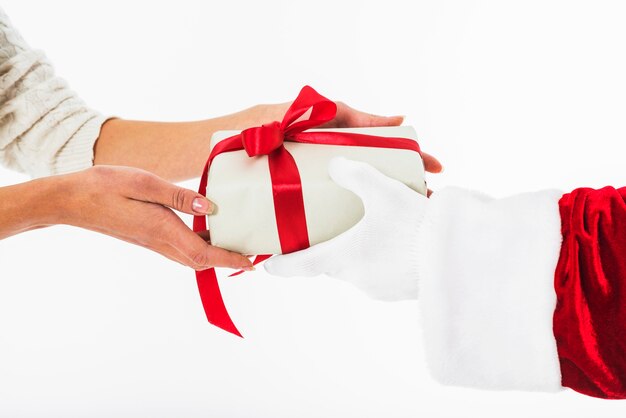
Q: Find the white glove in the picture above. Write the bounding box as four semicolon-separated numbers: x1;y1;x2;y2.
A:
263;157;427;301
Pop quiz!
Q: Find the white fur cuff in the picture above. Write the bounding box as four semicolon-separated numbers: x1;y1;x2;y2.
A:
418;187;563;392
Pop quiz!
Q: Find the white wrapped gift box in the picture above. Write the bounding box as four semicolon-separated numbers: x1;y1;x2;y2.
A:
206;126;426;255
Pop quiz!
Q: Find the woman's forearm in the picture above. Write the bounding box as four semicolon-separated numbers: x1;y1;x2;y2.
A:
93;117;229;183
93;105;288;182
0;176;64;239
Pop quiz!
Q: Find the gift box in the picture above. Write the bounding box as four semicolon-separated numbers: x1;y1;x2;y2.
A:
192;86;426;337
206;125;426;255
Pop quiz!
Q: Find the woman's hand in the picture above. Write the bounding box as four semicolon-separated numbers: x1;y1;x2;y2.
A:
61;165;253;270
21;166;253;271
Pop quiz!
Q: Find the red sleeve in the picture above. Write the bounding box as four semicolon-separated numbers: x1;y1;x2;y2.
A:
555;186;626;399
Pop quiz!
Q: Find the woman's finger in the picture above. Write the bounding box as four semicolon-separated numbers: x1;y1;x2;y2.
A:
147;241;195;268
162;211;252;270
320;103;444;174
126;170;215;216
323;102;404;128
421;152;443;173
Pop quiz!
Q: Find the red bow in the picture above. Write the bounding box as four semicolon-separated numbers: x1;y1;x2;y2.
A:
193;86;420;337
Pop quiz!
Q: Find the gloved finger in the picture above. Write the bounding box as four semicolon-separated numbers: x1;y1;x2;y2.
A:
328;157;422;210
263;230;353;277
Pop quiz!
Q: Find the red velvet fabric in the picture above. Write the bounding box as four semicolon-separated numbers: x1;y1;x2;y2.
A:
555;186;626;399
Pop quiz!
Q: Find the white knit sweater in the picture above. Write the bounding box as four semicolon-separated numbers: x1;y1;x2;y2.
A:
0;7;107;178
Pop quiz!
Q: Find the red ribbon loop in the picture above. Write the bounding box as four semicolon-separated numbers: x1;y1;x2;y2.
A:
280;85;337;134
193;85;422;338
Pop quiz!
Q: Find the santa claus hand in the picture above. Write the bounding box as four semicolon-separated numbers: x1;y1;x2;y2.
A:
263;157;427;301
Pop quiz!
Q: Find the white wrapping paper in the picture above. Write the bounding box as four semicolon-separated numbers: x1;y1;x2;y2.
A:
206;126;426;255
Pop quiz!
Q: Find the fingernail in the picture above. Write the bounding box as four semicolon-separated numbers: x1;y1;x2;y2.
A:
242;265;255;272
386;115;404;125
192;197;213;214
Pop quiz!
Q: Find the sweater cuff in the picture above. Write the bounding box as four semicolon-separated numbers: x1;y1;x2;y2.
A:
417;187;564;392
49;114;111;176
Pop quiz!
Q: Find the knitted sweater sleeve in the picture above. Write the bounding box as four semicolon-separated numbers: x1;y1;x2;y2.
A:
0;7;108;178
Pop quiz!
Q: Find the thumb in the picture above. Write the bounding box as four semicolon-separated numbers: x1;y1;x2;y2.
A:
132;172;215;216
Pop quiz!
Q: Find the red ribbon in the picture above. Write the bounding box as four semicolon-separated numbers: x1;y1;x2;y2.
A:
193;86;421;337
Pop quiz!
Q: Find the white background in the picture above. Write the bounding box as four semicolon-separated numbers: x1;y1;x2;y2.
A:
1;0;626;416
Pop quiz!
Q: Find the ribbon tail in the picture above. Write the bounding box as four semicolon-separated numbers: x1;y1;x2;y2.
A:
193;157;243;338
196;268;243;338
